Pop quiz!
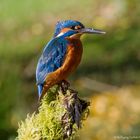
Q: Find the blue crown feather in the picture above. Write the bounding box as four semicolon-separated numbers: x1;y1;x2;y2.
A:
53;20;84;37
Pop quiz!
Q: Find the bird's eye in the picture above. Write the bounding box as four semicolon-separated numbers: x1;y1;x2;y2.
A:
74;26;80;30
71;26;81;30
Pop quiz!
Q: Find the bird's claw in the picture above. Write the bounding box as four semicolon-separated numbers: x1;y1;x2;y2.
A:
59;80;70;94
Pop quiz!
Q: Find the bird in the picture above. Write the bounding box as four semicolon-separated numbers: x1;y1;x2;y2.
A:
36;20;105;100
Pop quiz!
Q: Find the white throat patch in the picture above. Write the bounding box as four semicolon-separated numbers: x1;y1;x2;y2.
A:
56;32;64;37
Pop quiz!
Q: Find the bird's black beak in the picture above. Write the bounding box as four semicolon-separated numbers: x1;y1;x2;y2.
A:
79;28;106;34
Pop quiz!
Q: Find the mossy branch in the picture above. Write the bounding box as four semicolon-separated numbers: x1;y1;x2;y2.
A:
16;85;90;140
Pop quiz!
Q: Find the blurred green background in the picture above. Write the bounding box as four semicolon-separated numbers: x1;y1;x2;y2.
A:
0;0;140;139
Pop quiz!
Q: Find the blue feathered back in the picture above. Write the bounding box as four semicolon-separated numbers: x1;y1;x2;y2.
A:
36;30;78;97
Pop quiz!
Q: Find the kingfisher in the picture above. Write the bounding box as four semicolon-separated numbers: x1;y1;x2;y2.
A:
36;20;105;100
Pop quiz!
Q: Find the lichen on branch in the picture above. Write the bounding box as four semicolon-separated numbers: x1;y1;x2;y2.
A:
16;85;90;140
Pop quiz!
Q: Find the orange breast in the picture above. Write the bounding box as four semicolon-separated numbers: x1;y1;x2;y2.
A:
60;38;83;78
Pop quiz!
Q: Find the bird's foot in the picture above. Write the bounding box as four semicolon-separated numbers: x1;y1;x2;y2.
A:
59;80;70;94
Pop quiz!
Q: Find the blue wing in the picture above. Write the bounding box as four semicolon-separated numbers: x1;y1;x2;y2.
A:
36;37;67;85
36;30;78;97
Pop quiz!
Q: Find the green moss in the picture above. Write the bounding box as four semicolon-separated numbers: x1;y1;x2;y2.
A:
16;86;89;140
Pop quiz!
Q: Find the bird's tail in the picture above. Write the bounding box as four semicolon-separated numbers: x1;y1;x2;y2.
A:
37;84;43;99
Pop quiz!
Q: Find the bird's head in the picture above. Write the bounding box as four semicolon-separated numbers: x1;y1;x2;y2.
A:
53;20;106;39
